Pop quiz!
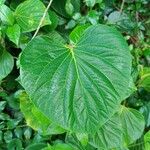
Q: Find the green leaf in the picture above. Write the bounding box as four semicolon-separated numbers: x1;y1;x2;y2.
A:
25;143;47;150
51;0;70;18
6;24;21;46
76;133;88;146
53;143;73;150
140;102;150;127
48;10;58;30
70;0;80;13
0;0;5;6
24;127;32;140
65;0;74;16
144;131;150;150
0;101;6;112
4;131;13;143
0;4;14;25
85;0;96;7
66;134;94;150
20;24;132;134
120;107;145;146
69;24;90;43
43;10;59;31
87;10;99;25
139;67;150;92
0;47;14;81
89;113;123;149
20;91;65;135
107;11;136;33
15;0;51;32
90;106;145;149
7;139;22;150
14;128;23;139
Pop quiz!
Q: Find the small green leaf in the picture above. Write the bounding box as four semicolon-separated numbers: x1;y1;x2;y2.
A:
6;24;21;46
139;67;150;92
4;131;13;143
65;0;74;16
51;0;70;18
43;10;59;31
14;128;23;139
0;101;6;112
0;4;14;25
24;127;32;140
15;0;51;32
84;0;96;7
76;133;88;146
7;139;22;150
0;47;14;81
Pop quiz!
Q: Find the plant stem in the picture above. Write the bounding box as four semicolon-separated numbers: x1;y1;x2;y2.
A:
32;0;53;40
120;0;125;13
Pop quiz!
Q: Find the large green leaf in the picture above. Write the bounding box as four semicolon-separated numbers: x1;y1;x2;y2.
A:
15;0;51;32
19;91;65;135
20;24;132;134
0;47;14;81
90;106;145;149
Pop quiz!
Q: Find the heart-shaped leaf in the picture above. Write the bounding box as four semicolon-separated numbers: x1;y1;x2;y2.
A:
20;25;132;134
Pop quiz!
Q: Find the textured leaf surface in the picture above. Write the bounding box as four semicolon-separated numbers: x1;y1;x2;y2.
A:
90;106;145;149
0;47;14;81
15;0;51;32
19;91;65;135
20;25;132;133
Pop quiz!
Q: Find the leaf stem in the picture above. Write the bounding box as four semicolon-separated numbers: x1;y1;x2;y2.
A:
32;0;53;40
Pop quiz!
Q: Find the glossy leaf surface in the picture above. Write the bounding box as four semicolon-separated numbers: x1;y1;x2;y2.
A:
20;25;132;134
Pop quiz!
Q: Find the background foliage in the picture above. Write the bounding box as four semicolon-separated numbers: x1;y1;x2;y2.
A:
0;0;150;149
